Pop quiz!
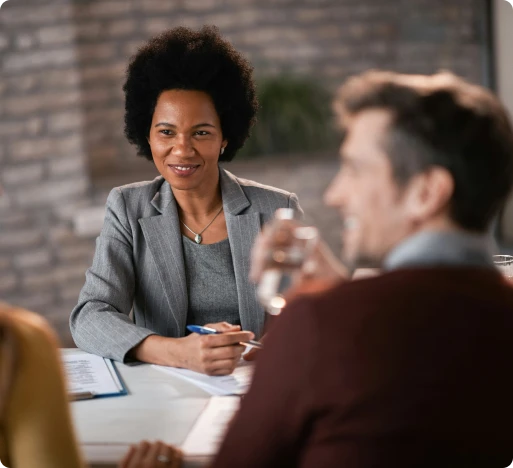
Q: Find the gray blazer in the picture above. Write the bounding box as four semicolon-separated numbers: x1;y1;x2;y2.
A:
70;168;302;362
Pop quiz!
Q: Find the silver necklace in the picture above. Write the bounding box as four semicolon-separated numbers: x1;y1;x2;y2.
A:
181;205;224;244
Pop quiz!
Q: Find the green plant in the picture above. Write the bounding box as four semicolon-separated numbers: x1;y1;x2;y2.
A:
239;74;338;158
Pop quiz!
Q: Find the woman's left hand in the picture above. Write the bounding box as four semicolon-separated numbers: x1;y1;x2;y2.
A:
118;441;182;468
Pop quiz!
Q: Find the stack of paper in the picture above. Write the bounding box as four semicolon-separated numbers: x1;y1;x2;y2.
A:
152;360;254;396
181;396;240;456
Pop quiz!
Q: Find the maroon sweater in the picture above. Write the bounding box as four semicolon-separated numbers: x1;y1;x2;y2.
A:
211;268;513;468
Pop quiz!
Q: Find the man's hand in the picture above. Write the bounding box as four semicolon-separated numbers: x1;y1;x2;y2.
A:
250;220;348;291
119;440;181;468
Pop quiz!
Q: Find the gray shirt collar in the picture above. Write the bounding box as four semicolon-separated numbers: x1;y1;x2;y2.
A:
383;230;496;271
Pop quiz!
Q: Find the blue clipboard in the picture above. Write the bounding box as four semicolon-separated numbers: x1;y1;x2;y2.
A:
96;357;129;399
68;356;129;401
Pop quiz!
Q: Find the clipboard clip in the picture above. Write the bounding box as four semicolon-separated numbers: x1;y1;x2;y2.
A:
70;391;96;401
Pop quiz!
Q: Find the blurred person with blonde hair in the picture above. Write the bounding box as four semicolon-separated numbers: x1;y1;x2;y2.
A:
0;303;84;468
0;301;183;467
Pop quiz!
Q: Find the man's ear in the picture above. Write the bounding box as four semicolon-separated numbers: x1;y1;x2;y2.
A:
402;167;454;222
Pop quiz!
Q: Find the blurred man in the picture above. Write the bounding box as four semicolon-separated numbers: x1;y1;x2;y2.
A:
210;71;513;467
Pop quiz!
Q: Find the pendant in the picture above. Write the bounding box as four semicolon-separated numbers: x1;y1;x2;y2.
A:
194;234;202;244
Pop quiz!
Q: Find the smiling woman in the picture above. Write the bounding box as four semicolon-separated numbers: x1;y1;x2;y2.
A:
69;26;302;378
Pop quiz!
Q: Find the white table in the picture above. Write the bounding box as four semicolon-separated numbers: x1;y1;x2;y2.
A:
62;349;214;468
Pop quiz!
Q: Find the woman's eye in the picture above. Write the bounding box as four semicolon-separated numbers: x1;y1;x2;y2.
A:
195;130;209;136
159;129;174;136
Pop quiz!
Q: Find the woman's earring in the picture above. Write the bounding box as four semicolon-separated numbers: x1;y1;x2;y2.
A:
220;147;225;155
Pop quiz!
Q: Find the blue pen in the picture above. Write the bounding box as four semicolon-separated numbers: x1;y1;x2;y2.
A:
186;325;263;350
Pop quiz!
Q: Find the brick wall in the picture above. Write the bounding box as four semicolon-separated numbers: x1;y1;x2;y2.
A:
0;0;95;344
73;0;489;183
0;0;490;343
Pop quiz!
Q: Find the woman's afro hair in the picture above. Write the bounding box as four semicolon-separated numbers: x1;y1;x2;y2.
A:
123;25;258;162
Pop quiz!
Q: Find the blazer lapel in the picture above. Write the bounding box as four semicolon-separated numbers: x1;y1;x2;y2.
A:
221;168;266;338
138;169;266;339
138;181;188;337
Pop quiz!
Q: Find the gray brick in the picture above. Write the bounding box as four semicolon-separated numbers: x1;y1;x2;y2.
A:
49;226;76;246
184;0;219;11
81;62;125;83
48;154;86;177
295;8;327;22
122;39;143;57
47;111;84;133
52;264;89;285
14;178;88;208
77;44;117;62
37;25;75;46
40;69;81;89
4;75;38;93
14;249;52;269
199;13;236;29
4;91;81;116
105;19;137;37
9;139;54;160
0;118;42;139
0;34;9;51
75;21;103;41
0;212;31;229
0;273;18;294
21;271;55;290
0;192;12;211
85;108;122;125
15;34;36;50
3;48;76;73
0;3;73;26
142;18;183;36
138;0;179;13
58;281;85;303
9;135;83;161
0;229;43;251
74;1;134;19
12;292;56;314
2;163;45;185
53;198;92;222
81;87;118;106
0;257;11;271
89;145;119;173
56;242;94;263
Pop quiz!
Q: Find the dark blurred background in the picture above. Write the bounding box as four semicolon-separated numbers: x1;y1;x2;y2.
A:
1;0;512;345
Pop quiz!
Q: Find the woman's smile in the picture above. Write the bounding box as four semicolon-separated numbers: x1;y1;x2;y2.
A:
167;163;201;177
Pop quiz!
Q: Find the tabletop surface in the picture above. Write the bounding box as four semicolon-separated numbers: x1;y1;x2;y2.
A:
62;348;214;468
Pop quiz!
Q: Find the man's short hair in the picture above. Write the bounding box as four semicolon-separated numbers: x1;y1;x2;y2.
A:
334;70;513;232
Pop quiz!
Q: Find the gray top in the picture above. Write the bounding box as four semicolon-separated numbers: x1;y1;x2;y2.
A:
182;235;240;329
383;230;496;271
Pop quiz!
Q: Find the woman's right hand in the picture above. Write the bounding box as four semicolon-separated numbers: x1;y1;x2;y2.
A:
170;322;253;376
129;322;253;375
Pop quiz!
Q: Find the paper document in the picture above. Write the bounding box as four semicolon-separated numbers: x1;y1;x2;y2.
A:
152;360;254;396
181;396;240;456
62;352;127;399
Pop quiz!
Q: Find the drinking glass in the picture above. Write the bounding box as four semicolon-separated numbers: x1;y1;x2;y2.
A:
493;254;513;279
257;210;318;315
